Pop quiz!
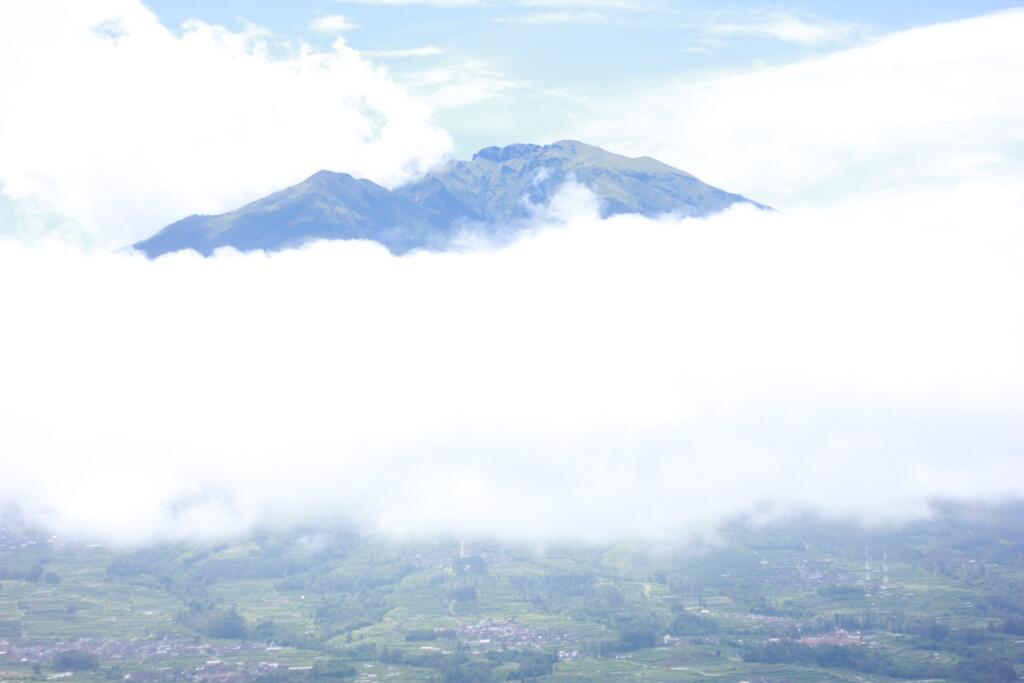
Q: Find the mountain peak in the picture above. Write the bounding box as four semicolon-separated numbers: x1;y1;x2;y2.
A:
133;141;766;257
470;140;603;163
307;168;353;182
472;143;543;162
549;139;593;152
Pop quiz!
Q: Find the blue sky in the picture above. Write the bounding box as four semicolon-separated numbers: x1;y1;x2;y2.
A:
141;0;1022;155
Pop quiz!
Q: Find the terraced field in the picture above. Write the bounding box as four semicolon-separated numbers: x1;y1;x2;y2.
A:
1;503;1023;682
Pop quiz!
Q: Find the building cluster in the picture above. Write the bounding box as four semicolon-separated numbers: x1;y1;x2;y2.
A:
798;629;863;647
454;617;571;652
0;637;311;682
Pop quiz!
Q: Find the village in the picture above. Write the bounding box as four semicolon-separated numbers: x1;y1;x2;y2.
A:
0;637;312;682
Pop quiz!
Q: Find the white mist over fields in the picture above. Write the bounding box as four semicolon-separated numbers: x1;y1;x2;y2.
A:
2;180;1023;544
1;3;1023;545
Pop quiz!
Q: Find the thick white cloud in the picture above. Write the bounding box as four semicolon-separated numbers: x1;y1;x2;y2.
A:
0;1;452;248
577;9;1024;209
1;180;1022;545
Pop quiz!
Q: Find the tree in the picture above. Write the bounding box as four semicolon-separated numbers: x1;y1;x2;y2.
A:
450;585;477;602
616;625;658;652
253;618;275;642
203;607;247;639
509;652;557;680
53;650;100;671
669;610;719;636
312;659;357;679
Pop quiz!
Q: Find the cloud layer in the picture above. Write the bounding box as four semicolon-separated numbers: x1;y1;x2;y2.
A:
578;9;1024;209
0;1;451;248
1;179;1022;545
0;7;1022;547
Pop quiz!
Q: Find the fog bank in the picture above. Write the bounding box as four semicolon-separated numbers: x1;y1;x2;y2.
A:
1;181;1023;544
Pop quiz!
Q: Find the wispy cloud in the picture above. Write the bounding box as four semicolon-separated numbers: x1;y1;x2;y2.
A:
334;0;483;6
499;10;607;24
517;0;650;7
334;0;651;7
499;0;653;25
404;59;521;108
364;45;446;58
701;9;866;46
308;14;360;32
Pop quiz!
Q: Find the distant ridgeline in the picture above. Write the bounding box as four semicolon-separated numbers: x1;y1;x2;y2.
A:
132;140;768;257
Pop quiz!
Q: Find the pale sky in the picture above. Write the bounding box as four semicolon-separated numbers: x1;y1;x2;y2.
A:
142;0;1023;155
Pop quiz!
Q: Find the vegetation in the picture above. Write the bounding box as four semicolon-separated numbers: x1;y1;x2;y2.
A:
0;502;1023;681
204;606;248;639
52;650;100;671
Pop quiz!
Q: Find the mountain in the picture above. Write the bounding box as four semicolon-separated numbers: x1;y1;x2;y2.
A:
133;140;766;257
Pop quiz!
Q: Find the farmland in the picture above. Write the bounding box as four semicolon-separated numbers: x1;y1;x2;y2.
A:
1;502;1023;682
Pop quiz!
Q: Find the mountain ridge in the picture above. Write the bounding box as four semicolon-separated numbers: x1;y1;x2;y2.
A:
133;140;767;257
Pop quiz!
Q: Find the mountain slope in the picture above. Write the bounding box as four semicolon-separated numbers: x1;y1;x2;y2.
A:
133;140;766;257
402;140;757;222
